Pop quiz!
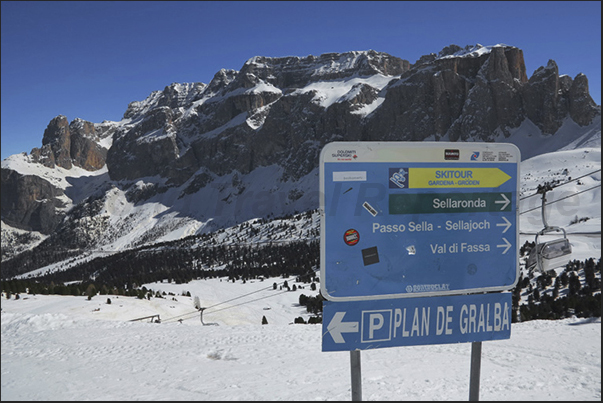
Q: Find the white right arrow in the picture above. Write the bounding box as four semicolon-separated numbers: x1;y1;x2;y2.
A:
497;237;512;254
496;216;512;233
327;311;359;343
494;193;510;210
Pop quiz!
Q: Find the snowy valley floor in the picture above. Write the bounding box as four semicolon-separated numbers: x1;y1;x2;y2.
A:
1;277;601;401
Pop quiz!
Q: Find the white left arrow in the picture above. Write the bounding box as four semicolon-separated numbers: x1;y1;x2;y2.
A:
497;237;512;254
496;216;512;233
327;312;359;343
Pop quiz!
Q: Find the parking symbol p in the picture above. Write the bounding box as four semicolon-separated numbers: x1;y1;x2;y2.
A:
361;310;392;343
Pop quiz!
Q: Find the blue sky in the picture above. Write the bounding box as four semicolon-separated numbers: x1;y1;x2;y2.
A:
1;1;601;160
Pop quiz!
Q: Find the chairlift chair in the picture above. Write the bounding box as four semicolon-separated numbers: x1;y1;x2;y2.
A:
527;227;572;272
527;184;573;272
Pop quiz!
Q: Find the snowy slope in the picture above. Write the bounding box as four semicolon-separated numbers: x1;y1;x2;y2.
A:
499;116;601;161
8;142;599;280
1;152;111;210
519;147;601;233
1;222;47;260
1;278;600;401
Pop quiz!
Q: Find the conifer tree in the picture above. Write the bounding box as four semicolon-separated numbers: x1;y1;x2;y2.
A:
86;284;96;300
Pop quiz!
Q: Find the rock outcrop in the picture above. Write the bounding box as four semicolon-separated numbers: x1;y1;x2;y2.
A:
0;169;64;233
29;115;109;170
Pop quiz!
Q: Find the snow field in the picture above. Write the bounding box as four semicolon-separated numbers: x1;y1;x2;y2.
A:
1;276;601;401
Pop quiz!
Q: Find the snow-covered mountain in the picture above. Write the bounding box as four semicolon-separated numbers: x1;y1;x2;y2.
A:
1;44;601;280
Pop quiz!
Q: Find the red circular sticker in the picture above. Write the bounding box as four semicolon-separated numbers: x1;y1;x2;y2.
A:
343;229;360;246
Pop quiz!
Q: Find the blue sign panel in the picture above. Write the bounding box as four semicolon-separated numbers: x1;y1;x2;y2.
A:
320;142;520;301
322;292;513;352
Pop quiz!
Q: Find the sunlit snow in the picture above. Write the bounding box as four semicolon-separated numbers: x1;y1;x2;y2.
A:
1;278;600;401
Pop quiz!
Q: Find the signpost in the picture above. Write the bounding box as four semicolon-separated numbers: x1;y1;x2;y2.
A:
319;142;520;400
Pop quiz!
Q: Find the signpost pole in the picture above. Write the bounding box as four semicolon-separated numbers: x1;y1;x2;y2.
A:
350;350;362;401
469;341;482;401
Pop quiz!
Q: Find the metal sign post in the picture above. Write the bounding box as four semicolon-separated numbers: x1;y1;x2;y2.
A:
319;142;520;400
469;341;482;401
350;350;362;401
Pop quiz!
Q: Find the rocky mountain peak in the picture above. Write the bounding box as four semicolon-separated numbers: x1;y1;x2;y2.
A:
104;44;599;188
243;51;409;86
206;69;239;95
2;45;600;248
437;44;466;58
29;115;108;171
156;82;207;109
40;115;71;169
523;59;600;134
568;73;599;126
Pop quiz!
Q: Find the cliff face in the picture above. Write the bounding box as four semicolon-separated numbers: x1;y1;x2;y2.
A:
29;116;110;171
1;44;600;242
0;168;64;233
366;45;598;143
105;51;411;184
105;45;599;187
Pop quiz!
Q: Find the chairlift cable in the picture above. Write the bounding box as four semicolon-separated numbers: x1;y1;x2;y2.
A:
519;183;601;215
161;310;200;323
203;290;290;316
522;175;601;272
550;168;601;189
164;288;292;323
202;280;290;311
519;168;601;201
160;278;296;323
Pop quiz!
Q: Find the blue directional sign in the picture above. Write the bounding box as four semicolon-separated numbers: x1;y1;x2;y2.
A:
319;142;520;301
322;292;513;351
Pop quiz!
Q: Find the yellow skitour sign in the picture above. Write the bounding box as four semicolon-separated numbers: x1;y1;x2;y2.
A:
408;168;511;188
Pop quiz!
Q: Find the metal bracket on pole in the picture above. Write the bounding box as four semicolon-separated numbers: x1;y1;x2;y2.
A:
469;341;482;401
350;349;362;401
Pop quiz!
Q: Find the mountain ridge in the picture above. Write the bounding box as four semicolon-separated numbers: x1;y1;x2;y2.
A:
1;44;601;277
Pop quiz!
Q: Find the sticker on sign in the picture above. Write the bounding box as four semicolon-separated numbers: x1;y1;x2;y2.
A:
333;171;367;181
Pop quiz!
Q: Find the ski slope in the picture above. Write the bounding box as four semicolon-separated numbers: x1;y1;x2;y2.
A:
1;276;600;401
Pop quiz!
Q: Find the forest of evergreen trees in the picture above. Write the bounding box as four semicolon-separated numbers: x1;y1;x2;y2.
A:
2;240;319;299
1;237;600;323
0;209;319;280
513;257;601;321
